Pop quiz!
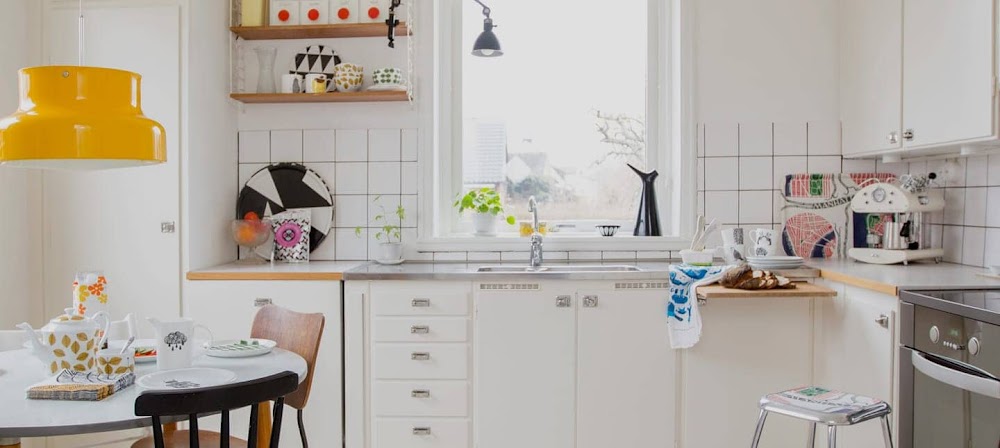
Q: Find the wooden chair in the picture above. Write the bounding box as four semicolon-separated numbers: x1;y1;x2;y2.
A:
133;305;325;448
135;371;299;448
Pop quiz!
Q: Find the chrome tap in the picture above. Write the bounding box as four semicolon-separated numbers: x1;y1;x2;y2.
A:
528;196;543;268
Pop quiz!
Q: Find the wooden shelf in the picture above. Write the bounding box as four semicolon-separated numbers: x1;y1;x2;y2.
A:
230;22;408;40
230;91;409;104
696;282;837;299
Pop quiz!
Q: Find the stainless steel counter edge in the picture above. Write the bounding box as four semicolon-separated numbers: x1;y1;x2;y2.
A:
342;261;820;281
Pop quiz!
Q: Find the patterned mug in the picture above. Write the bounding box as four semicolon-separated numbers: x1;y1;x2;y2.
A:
750;228;780;256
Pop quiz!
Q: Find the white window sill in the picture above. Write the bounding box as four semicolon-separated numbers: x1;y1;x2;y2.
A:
415;235;693;253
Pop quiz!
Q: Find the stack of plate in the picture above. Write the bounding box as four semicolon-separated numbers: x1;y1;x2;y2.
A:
747;256;804;270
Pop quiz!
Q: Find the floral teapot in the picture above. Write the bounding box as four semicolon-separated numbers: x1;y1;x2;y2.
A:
18;308;110;374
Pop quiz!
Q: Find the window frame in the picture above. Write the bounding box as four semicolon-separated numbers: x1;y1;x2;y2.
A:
417;0;696;252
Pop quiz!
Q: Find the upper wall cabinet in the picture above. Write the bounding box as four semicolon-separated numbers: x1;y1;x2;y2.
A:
841;0;998;157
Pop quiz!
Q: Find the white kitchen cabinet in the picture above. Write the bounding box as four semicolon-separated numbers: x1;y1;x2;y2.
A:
840;0;998;156
185;280;343;448
902;0;996;149
813;281;897;448
475;285;576;448
576;288;676;448
680;297;814;448
840;0;903;156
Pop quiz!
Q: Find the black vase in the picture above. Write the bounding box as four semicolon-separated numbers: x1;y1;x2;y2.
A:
628;163;661;236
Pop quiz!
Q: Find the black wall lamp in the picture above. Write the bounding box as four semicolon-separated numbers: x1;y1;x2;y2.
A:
471;0;503;57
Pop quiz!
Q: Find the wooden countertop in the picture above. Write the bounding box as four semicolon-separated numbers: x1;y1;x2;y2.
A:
186;261;362;281
696;282;837;299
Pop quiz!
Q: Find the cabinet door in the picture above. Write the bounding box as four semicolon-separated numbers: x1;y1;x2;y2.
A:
474;288;575;448
185;280;343;448
903;0;995;148
576;290;676;448
814;284;897;448
840;0;903;156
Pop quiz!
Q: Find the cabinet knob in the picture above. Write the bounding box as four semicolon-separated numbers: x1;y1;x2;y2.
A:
903;129;914;141
411;389;431;398
412;427;432;436
887;131;899;144
556;295;572;308
875;314;889;328
411;352;431;361
582;295;599;308
410;325;430;335
411;298;431;307
254;298;273;307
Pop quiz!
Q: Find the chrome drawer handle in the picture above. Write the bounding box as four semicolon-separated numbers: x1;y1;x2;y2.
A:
412;427;432;436
875;314;889;328
411;325;430;334
411;352;431;361
411;298;431;307
556;295;572;308
411;389;431;398
254;298;273;307
582;295;599;308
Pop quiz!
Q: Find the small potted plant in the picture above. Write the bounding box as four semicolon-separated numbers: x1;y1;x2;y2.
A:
357;196;406;264
455;187;516;236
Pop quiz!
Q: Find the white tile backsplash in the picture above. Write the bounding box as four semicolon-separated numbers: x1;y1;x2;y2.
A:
807;156;842;174
270;130;303;162
989;155;1000;186
336;162;368;194
739;122;772;156
705;122;738;157
369;195;401;225
238;131;270;163
985;228;1000;267
335;195;368;228
401;128;419;162
773;157;807;189
335;228;368;260
336;129;368;162
943;188;966;226
368;129;401;161
238;163;267;189
705;157;739;191
739;157;772;190
962;227;986;267
739;190;772;224
400;195;418;228
966;156;989;187
705;191;740;224
368;162;401;194
401;162;419;195
773;122;807;156
807;121;841;156
303;130;336;162
305;162;336;192
842;158;876;173
987;187;1000;228
943;226;964;263
964;187;987;227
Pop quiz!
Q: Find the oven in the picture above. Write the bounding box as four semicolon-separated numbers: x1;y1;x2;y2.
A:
899;290;1000;448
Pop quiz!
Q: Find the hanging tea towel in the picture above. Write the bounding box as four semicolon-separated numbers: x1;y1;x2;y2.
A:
667;264;729;349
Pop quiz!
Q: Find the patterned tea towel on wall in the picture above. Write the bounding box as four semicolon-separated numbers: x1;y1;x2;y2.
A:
27;369;135;401
667;264;730;349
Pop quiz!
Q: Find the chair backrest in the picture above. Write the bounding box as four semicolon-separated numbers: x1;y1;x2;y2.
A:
135;371;299;448
250;305;324;410
0;329;26;351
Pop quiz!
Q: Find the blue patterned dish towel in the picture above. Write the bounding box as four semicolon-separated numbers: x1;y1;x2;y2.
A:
668;264;730;349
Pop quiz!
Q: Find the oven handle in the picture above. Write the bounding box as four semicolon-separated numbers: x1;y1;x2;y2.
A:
911;350;1000;399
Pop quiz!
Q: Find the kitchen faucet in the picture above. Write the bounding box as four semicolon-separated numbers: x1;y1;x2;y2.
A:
528;196;543;268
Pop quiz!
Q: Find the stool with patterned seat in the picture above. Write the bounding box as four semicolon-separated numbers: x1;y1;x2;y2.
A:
750;386;893;448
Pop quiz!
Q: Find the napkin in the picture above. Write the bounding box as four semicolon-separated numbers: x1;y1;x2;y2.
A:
27;369;135;401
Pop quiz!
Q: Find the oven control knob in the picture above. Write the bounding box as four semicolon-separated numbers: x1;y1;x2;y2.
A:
968;337;981;356
929;326;940;343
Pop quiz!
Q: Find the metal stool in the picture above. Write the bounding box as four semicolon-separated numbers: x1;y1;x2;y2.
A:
750;386;893;448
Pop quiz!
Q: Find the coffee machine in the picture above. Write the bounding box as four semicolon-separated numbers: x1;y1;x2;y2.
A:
848;181;944;265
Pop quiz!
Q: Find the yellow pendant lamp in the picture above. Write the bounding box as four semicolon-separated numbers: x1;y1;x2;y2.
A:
0;2;165;170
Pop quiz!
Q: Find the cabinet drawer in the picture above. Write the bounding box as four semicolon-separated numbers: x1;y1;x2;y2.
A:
372;344;468;380
371;282;470;316
373;381;469;417
374;419;469;448
373;318;469;343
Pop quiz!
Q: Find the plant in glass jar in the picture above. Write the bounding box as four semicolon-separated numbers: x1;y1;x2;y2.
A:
455;187;516;236
356;196;406;264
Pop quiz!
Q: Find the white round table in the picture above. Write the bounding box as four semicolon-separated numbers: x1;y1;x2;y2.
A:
0;341;307;442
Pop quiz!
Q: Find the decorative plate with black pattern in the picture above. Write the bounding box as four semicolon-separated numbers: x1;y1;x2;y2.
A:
237;163;334;252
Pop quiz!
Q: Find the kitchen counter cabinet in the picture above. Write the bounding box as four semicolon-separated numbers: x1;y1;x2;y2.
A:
807;258;1000;294
185;280;343;448
187;261;361;281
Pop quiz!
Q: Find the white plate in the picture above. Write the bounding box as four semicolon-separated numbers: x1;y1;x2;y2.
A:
204;338;276;358
747;256;803;262
137;368;237;391
366;84;407;92
374;258;405;266
133;346;158;364
750;265;803;270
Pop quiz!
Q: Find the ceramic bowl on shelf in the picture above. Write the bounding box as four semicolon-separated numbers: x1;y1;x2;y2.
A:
596;225;620;237
372;67;404;86
333;72;363;92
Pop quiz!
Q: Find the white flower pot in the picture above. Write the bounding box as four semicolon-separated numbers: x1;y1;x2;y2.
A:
376;242;403;263
472;213;498;236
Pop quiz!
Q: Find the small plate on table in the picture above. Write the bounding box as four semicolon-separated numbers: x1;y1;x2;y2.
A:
137;368;237;391
134;346;158;364
203;339;276;358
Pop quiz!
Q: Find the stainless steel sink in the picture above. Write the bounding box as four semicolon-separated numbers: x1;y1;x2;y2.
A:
476;265;643;273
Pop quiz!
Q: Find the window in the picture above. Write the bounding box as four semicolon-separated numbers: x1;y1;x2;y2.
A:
428;0;694;245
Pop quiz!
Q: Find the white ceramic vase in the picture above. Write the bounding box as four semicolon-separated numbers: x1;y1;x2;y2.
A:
472;213;497;236
377;242;403;263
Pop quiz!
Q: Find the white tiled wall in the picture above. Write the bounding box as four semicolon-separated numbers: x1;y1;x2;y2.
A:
238;128;419;261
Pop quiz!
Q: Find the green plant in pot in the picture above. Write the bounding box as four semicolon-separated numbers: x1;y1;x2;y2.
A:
455;187;516;236
356;196;406;264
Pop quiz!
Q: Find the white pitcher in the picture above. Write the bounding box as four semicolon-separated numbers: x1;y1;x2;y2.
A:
147;318;213;371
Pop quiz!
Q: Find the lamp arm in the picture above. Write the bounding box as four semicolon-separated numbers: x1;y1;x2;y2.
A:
472;0;491;19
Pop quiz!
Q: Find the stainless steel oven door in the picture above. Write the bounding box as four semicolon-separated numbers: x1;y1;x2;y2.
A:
900;346;1000;448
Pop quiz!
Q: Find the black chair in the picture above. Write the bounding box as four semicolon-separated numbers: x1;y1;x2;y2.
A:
134;371;299;448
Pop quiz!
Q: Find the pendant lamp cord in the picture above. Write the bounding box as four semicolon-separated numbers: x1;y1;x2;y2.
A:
78;0;85;65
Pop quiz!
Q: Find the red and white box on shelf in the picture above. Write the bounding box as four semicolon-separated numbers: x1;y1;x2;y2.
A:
330;0;359;24
359;0;391;23
269;0;300;26
300;1;329;25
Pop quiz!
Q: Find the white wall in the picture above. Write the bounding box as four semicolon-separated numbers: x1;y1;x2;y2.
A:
695;0;840;123
0;0;44;329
